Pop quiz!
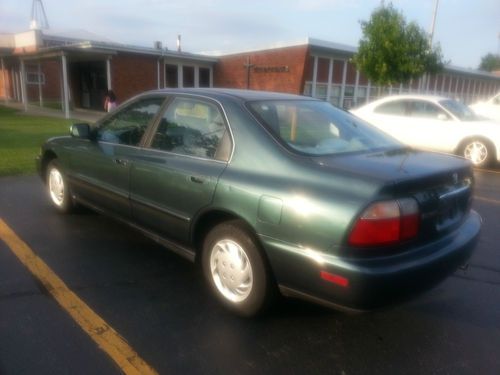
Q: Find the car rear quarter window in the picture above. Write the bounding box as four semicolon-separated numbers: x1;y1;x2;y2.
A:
97;98;164;146
151;97;228;160
439;99;478;121
410;100;448;119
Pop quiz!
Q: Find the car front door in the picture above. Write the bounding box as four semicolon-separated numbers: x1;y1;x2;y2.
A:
406;100;456;152
69;96;165;218
367;99;415;143
129;96;231;244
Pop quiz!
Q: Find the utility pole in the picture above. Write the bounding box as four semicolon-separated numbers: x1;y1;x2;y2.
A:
423;0;440;95
429;0;439;45
497;32;500;56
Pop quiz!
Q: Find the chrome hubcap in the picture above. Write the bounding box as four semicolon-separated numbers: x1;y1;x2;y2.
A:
210;239;253;303
464;141;488;165
48;168;65;206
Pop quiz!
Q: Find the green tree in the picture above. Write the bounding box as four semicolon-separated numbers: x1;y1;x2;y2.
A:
479;53;500;72
352;3;444;86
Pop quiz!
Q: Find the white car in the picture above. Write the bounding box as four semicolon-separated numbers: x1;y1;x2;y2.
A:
351;95;500;168
470;92;500;122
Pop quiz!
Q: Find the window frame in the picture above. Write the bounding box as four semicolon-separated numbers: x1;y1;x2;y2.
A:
26;71;46;85
95;95;167;148
144;94;234;163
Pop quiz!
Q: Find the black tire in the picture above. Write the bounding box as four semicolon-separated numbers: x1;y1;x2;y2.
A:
202;220;275;317
461;138;494;168
46;160;75;213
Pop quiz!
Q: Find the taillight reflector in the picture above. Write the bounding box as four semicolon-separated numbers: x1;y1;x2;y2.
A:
320;271;349;287
348;198;419;247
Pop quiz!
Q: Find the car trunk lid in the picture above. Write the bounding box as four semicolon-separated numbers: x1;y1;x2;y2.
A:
313;148;474;242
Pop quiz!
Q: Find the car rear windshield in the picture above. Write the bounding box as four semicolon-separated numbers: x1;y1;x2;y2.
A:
247;100;400;156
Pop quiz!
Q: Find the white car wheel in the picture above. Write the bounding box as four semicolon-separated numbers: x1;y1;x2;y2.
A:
46;160;74;213
202;221;275;317
463;140;492;168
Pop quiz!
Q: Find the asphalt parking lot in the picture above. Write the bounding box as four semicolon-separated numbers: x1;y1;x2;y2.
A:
1;169;499;375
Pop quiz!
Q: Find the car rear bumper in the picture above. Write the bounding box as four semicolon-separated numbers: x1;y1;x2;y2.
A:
260;210;481;311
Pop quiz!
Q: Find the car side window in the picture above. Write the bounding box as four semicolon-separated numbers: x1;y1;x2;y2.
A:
410;100;449;119
97;98;164;146
374;100;409;116
151;97;227;160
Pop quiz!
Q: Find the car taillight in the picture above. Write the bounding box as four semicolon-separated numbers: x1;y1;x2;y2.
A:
348;198;419;247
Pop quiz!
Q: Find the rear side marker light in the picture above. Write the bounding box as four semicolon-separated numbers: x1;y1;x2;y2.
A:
320;271;349;287
348;198;420;247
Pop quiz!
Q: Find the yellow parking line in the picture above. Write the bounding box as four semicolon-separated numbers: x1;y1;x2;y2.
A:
0;218;158;375
475;196;500;205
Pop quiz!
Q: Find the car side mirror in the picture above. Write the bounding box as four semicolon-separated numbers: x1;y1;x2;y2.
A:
70;123;92;139
437;114;448;121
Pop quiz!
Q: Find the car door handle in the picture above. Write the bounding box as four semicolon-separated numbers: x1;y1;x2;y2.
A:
190;175;206;184
114;158;129;167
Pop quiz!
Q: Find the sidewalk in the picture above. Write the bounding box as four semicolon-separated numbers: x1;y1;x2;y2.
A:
1;101;104;123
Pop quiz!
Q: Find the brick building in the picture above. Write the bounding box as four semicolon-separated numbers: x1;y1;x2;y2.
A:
1;32;500;118
0;29;216;117
215;38;500;109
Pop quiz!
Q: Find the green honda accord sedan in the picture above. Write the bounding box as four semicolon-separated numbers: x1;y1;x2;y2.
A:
37;88;481;316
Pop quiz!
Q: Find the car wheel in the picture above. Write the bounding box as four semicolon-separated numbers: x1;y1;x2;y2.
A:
462;139;493;168
46;160;74;213
202;220;274;317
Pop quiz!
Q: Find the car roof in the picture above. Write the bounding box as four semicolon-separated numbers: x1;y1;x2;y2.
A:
355;94;453;110
143;88;317;102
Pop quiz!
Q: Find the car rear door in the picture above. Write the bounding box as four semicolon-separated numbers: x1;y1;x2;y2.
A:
129;95;232;244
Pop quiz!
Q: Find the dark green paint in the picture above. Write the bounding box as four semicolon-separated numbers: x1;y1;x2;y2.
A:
38;88;481;310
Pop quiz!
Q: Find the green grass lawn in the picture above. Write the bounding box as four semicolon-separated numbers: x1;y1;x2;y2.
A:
0;106;73;176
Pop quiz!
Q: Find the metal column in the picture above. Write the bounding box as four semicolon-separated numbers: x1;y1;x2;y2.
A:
339;60;347;108
326;58;333;102
311;56;318;98
157;59;161;89
37;62;43;107
106;58;112;90
61;54;70;119
20;60;28;112
177;64;183;88
353;70;360;106
194;66;200;88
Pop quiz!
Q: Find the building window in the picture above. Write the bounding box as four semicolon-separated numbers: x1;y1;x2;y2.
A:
329;85;341;107
315;84;327;100
199;67;210;87
183;66;195;88
165;64;178;88
26;71;45;85
316;58;330;83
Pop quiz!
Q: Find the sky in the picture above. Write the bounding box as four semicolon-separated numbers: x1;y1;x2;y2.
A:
0;0;499;69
